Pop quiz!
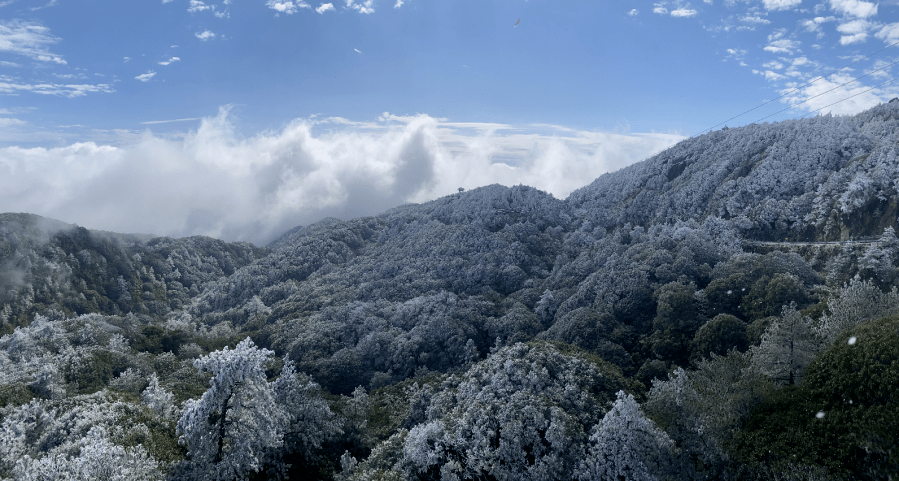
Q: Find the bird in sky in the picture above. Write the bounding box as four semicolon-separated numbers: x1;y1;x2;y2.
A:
514;18;520;27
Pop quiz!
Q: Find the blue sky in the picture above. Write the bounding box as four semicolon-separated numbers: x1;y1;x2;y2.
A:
1;0;899;243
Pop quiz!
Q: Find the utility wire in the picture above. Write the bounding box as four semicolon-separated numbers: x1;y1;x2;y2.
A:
616;41;899;172
696;39;899;136
750;57;899;124
799;77;897;119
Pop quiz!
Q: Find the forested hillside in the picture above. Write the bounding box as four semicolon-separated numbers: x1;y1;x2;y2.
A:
2;101;899;480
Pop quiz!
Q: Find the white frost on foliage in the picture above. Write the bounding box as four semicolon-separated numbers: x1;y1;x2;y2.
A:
576;390;673;481
176;337;289;479
176;337;338;480
11;426;162;481
816;275;899;344
141;373;176;420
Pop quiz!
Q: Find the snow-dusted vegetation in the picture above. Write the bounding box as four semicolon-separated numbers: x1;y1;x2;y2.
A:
3;102;899;479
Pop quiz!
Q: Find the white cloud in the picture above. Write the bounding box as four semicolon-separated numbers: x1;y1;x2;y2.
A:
780;72;899;115
828;0;877;17
741;15;770;23
123;56;131;62
214;10;229;18
0;79;114;97
837;19;872;43
0;117;25;126
763;60;785;69
54;73;87;79
875;22;899;43
345;0;374;14
158;56;181;65
866;59;894;78
162;0;175;3
754;68;787;80
653;4;669;14
801;15;836;34
141;117;201;125
0;108;684;244
762;0;802;10
0;60;20;67
316;2;334;13
0;20;66;64
792;56;811;65
135;71;156;82
354;48;362;53
671;8;698;17
267;0;311;14
195;30;215;41
187;0;212;12
30;0;57;11
764;38;801;53
628;8;639;15
394;0;403;7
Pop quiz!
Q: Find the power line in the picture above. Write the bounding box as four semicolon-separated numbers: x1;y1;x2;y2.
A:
619;40;899;171
750;57;899;124
799;77;897;119
696;39;899;136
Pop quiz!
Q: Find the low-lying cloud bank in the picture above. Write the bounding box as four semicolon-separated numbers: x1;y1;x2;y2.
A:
0;108;683;245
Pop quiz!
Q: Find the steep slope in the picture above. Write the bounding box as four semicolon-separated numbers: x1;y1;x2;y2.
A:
0;213;268;333
568;101;899;241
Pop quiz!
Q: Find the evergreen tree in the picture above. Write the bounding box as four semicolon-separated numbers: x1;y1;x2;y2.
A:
750;303;821;385
176;338;290;480
576;391;674;481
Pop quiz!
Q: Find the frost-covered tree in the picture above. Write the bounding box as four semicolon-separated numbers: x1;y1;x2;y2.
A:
141;373;175;420
817;275;899;345
644;350;771;478
382;342;628;481
576;391;674;481
534;289;557;326
858;226;899;287
176;338;290;480
11;426;162;481
271;359;341;468
750;303;821;385
0;391;162;478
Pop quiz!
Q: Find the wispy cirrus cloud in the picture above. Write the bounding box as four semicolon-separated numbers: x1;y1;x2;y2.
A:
0;77;115;97
0;20;66;64
158;57;180;66
141;117;201;125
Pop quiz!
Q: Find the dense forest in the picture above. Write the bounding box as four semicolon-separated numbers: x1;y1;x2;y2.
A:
2;101;899;480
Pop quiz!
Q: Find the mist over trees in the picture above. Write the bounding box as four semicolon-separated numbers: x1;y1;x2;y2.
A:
3;101;899;479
